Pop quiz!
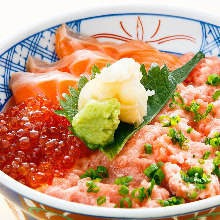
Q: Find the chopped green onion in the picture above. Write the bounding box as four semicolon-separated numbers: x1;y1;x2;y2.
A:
180;171;194;183
119;197;132;208
130;180;155;202
169;93;213;122
147;179;155;198
212;166;220;178
198;159;205;164
131;187;147;202
156;161;164;169
169;92;185;109
159;115;181;127
201;104;214;121
80;166;108;180
159;196;184;207
187;190;198;199
114;204;118;208
210;138;220;148
187;127;193;133
193;155;196;158
213;151;220;166
203;151;211;160
213;158;220;166
205;133;220;148
181;145;189;150
201;172;212;184
206;74;220;86
96;166;108;178
153;169;165;185
143;162;165;185
86;181;100;193
143;164;159;178
167;128;189;149
195;183;207;190
144;144;153;154
212;90;220;101
180;167;211;189
97;196;106;205
118;185;129;196
114;176;133;186
187;167;204;177
106;63;111;68
212;151;220;178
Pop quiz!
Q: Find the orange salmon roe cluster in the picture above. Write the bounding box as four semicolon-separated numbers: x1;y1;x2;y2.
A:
0;95;93;188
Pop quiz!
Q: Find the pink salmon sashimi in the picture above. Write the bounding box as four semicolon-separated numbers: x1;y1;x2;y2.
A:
55;24;182;71
9;70;79;104
27;49;116;78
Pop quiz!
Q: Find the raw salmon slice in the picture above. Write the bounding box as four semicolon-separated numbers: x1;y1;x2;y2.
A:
9;70;79;104
27;49;115;78
55;24;182;70
55;24;108;59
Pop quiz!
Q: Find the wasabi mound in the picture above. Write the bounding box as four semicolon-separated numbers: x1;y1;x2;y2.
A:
72;98;120;149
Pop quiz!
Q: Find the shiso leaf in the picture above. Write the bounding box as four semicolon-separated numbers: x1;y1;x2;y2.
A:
54;77;88;122
77;76;88;92
91;64;101;79
100;52;204;160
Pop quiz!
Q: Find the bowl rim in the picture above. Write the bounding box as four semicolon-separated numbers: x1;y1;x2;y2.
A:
0;2;220;219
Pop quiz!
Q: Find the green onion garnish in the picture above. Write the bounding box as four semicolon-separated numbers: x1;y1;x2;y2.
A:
143;162;165;185
187;127;193;133
180;167;211;189
206;74;220;86
144;144;153;154
118;185;129;196
131;180;155;202
212;151;220;178
198;159;205;164
195;183;207;190
159;115;181;127
147;179;155;198
187;190;198;199
212;90;220;101
203;151;211;160
80;166;108;180
169;92;213;122
167;128;189;149
143;164;159;178
131;187;147;202
212;166;220;178
205;132;220;148
114;176;133;186
187;167;204;177
86;181;100;193
153;169;165;185
97;196;106;205
156;161;164;169
159;196;184;207
119;197;132;208
180;171;194;183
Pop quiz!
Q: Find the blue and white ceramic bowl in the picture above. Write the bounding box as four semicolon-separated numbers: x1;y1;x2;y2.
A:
0;3;219;220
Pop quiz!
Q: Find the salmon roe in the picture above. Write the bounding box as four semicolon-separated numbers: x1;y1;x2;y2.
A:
0;95;93;188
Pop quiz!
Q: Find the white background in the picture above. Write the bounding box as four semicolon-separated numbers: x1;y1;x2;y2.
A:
0;0;220;219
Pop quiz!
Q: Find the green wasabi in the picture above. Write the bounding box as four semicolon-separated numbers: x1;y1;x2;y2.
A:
72;98;120;149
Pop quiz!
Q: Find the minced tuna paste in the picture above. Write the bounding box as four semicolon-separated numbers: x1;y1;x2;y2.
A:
38;53;220;208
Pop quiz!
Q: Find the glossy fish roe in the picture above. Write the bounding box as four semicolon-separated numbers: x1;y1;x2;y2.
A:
0;95;93;188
